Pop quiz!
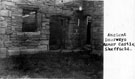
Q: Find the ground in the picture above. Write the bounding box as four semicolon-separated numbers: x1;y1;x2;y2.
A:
0;51;103;79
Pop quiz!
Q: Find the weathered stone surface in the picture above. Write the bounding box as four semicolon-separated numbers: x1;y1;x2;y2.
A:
42;18;50;22
4;41;12;47
63;10;73;16
0;10;11;17
0;28;6;34
24;31;41;36
0;10;9;16
0;48;7;58
47;6;56;13
41;34;49;39
0;21;7;27
21;49;38;54
0;0;103;56
12;10;22;17
0;17;5;21
42;26;46;30
40;40;49;45
2;1;15;6
45;14;50;18
45;25;50;29
42;22;46;27
41;30;50;34
0;41;4;48
56;7;63;14
8;49;20;56
3;35;10;41
38;45;48;50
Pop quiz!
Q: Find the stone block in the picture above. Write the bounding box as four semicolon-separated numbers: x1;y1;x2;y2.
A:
2;1;15;6
0;10;10;16
6;29;13;35
12;9;22;15
42;26;46;30
48;6;56;14
0;3;7;9
41;38;47;42
41;30;50;35
4;41;12;47
0;28;6;34
46;25;50;29
15;28;22;32
10;33;16;38
63;10;73;16
40;36;48;40
3;35;9;41
16;32;24;36
42;18;50;22
20;49;38;54
24;31;41;36
55;6;62;12
0;21;8;28
0;35;3;41
12;0;21;3
42;22;46;27
10;38;16;41
40;40;49;45
0;17;5;21
8;49;20;56
38;45;48;50
0;48;7;58
45;14;50;18
46;34;50;39
0;41;4;48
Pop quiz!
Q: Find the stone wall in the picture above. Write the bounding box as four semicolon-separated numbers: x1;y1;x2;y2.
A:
83;1;103;54
0;0;78;57
0;0;56;57
0;0;12;58
0;0;103;57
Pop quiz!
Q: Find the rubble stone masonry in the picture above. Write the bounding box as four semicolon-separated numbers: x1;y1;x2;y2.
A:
0;0;103;58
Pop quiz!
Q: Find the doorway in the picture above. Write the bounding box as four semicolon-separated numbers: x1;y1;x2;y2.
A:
86;21;91;44
49;15;69;50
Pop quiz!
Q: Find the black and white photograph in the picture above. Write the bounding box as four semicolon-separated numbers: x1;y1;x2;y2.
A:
0;0;103;78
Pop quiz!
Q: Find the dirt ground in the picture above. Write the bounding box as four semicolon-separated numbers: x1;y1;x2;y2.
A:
0;51;103;79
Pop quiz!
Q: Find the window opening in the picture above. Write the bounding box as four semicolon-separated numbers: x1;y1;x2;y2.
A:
22;9;37;32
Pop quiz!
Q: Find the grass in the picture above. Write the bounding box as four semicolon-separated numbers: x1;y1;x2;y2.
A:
0;51;103;79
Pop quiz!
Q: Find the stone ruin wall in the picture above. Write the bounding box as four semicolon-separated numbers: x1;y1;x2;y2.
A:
0;0;80;58
0;0;103;58
83;1;103;54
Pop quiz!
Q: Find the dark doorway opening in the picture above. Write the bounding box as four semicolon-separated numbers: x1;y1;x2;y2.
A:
49;15;69;50
86;21;91;44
